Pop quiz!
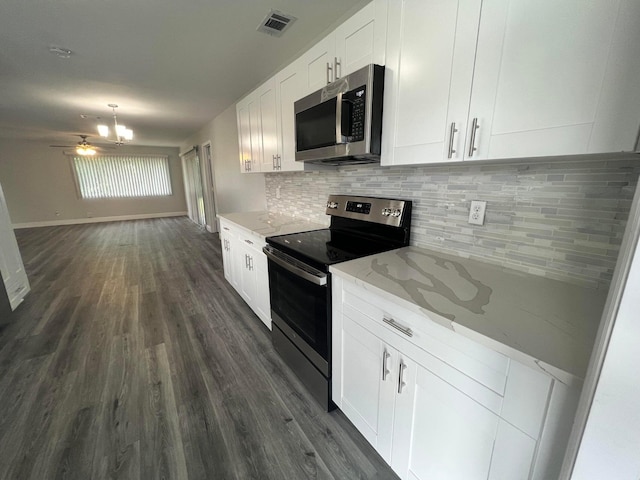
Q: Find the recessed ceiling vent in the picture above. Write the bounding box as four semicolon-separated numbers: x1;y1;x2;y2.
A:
257;10;297;37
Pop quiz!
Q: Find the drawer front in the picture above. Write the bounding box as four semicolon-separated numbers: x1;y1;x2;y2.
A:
342;301;503;415
236;231;265;253
342;281;509;397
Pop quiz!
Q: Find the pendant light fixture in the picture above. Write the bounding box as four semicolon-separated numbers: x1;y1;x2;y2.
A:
97;104;133;144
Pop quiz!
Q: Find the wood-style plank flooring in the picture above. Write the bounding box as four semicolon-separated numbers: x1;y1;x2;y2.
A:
0;217;398;480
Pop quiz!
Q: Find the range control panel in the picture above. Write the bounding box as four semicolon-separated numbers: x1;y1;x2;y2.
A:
345;201;371;215
325;195;410;227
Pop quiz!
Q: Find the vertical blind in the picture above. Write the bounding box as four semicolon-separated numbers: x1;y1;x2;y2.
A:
73;155;172;199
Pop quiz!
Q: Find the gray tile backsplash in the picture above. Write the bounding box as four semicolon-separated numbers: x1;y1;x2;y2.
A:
265;157;640;289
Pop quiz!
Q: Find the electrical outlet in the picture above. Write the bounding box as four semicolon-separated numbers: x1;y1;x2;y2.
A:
468;200;487;226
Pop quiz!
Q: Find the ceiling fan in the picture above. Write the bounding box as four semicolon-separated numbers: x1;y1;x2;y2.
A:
49;135;114;156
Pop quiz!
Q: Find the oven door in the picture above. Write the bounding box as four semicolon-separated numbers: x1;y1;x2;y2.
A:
263;246;330;376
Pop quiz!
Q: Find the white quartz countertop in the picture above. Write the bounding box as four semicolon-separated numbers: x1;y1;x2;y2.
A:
330;246;608;385
217;211;327;240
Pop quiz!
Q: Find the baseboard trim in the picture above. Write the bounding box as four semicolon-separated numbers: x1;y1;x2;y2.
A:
13;212;188;229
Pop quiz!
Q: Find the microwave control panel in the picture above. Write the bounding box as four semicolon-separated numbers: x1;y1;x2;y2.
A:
343;85;366;142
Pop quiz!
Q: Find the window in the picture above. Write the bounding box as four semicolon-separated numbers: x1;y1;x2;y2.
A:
73;155;172;199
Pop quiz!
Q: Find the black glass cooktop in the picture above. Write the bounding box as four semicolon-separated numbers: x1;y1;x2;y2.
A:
266;228;402;271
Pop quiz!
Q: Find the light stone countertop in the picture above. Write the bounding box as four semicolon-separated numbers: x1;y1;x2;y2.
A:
217;211;327;241
330;246;608;386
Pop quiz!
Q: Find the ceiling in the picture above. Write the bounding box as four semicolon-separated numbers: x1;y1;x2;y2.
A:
0;0;367;148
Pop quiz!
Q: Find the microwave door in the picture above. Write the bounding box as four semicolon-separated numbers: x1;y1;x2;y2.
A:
296;98;338;152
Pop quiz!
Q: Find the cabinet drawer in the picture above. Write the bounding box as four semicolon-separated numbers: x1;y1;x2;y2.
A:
343;302;503;415
342;281;508;396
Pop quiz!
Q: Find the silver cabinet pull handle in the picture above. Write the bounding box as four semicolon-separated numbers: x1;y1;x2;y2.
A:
382;349;391;381
245;254;250;269
334;57;341;80
383;316;413;337
244;239;253;245
468;117;480;157
447;122;458;159
249;256;254;271
326;62;333;84
398;361;407;394
277;155;281;170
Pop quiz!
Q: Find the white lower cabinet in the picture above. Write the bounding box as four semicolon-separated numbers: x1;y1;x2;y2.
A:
332;276;577;480
219;220;271;329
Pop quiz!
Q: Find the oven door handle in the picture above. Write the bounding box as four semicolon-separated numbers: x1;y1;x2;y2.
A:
263;246;328;287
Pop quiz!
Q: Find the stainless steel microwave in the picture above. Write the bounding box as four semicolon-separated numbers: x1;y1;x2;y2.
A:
295;64;384;165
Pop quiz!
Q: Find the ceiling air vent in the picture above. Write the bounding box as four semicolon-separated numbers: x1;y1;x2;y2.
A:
257;10;297;37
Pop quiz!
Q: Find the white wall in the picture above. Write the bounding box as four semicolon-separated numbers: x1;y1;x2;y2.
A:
180;102;266;231
0;139;187;226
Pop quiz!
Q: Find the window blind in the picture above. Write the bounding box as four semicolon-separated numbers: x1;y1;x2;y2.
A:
73;155;172;199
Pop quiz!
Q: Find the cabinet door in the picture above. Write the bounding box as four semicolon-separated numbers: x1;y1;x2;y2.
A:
247;95;262;173
468;0;627;160
257;79;278;173
381;0;481;166
0;183;29;311
236;97;253;173
275;61;304;172
338;315;396;461
237;242;257;307
334;1;386;78
300;35;335;96
220;226;240;291
391;359;500;480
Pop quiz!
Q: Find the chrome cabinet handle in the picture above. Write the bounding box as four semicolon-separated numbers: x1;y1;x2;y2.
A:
398;361;407;394
244;239;253;245
447;122;458;159
249;256;254;271
382;349;391;381
326;62;333;84
223;227;230;231
277;155;281;170
334;57;341;79
468;117;480;157
245;254;249;269
383;316;413;337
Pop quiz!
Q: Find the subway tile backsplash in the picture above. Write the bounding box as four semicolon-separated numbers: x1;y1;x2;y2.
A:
265;157;640;289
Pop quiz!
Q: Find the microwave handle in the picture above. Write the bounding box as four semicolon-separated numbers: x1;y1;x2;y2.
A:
335;92;343;145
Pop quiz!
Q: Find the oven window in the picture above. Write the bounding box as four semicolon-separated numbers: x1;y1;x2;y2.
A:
296;98;337;152
268;260;329;359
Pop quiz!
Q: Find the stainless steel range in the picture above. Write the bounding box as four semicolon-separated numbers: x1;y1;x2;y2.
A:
263;195;412;410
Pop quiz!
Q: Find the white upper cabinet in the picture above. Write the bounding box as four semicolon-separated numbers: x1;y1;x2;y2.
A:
236;78;279;173
274;59;305;172
300;34;336;96
300;0;387;96
334;0;388;79
382;0;640;166
382;0;480;165
236;97;253;173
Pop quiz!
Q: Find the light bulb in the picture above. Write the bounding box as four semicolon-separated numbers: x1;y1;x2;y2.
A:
97;125;109;137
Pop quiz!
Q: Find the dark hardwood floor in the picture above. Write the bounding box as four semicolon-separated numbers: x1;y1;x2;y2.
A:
0;217;398;480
